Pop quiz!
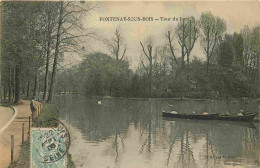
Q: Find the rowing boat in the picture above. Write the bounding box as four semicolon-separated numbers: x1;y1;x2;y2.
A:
162;112;219;120
162;111;258;122
217;112;258;122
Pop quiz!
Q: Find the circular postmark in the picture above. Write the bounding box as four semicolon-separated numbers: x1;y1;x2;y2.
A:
33;118;70;163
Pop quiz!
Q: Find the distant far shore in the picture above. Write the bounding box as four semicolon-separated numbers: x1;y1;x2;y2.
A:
54;92;260;103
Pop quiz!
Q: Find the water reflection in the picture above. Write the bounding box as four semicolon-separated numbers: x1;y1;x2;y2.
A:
55;95;260;168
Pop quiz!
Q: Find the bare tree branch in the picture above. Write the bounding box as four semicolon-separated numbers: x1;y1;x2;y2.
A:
140;41;150;61
119;48;126;62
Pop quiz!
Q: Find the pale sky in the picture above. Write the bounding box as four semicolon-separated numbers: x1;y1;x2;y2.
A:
63;1;260;69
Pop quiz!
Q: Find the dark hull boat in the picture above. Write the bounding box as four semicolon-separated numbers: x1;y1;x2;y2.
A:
162;112;258;122
162;112;219;120
217;112;258;122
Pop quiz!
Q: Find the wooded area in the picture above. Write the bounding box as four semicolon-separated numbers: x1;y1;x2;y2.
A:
0;1;97;103
0;1;260;103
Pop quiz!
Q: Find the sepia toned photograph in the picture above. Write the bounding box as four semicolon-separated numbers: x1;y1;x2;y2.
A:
0;0;260;168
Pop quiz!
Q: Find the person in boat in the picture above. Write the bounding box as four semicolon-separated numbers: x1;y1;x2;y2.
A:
30;97;37;120
237;109;244;116
170;110;178;114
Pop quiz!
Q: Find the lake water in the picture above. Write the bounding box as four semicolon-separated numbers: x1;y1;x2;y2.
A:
55;95;260;168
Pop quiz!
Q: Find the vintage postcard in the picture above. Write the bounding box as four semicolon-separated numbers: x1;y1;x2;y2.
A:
0;0;260;168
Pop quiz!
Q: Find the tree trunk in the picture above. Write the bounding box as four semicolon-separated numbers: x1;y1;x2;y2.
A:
47;1;63;103
3;87;6;100
206;30;210;76
187;20;192;97
181;20;185;100
140;42;153;97
257;52;260;97
149;59;152;97
8;67;12;102
26;81;30;99
33;74;38;98
43;12;52;101
206;58;210;76
14;66;20;104
12;66;15;102
21;86;25;95
187;52;190;97
43;45;50;101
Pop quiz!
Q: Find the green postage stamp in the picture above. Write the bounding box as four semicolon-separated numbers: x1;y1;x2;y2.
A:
31;119;70;168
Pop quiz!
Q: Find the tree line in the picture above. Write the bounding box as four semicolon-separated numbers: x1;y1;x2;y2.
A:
55;12;260;99
0;1;259;102
0;1;98;103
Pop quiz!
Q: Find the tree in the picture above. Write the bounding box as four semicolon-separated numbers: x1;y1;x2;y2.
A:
217;34;235;68
176;18;188;69
176;17;199;96
152;45;172;97
47;1;98;103
106;29;126;73
47;1;64;103
175;18;191;98
1;1;45;103
166;30;181;90
233;32;244;67
183;17;199;73
240;26;260;97
166;31;179;68
140;38;153;96
55;52;132;97
200;12;226;75
41;2;59;101
249;26;260;97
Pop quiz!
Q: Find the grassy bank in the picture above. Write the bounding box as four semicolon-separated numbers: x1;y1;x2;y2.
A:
0;102;14;107
12;103;75;168
33;103;59;127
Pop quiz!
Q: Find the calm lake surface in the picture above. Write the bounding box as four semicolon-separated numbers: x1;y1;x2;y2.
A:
55;95;260;168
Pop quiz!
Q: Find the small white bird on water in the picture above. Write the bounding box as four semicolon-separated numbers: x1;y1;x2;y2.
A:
98;100;102;105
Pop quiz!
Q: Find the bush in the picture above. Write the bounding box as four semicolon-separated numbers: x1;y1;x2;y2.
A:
34;104;59;127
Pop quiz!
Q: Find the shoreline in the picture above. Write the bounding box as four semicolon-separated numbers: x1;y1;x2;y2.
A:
57;93;260;102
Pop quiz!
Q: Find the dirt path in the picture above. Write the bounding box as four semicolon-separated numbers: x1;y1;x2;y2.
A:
0;100;42;168
0;106;14;131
